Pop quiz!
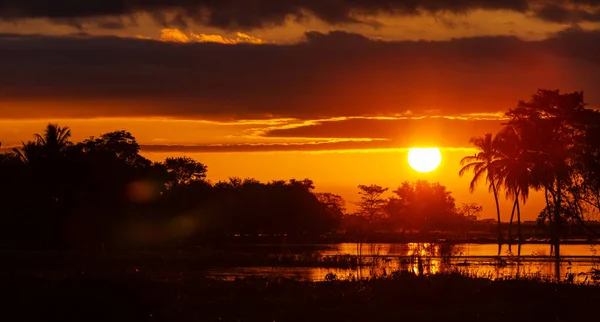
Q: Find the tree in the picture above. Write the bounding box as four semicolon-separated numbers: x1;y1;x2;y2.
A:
459;133;503;242
289;178;315;191
505;90;584;246
13;123;72;163
387;181;459;232
458;203;483;221
80;130;149;168
34;123;72;152
315;192;346;218
495;125;532;243
163;157;208;188
356;184;388;224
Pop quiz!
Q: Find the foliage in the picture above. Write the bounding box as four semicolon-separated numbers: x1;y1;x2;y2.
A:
6;274;600;322
461;89;600;243
459;133;504;241
386;180;463;232
457;203;483;220
0;124;343;249
356;184;388;223
164;156;208;188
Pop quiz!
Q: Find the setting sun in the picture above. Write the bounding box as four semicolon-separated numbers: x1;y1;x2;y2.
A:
408;148;442;173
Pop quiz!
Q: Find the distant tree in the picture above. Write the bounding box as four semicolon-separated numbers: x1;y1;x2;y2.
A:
215;177;244;189
459;133;503;242
163;157;207;188
457;203;483;221
387;180;459;232
289;178;315;191
34;123;72;152
385;181;416;231
13;123;72;163
80;130;149;168
357;184;388;224
315;192;346;219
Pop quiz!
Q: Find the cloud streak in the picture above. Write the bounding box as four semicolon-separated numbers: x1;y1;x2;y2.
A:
160;29;264;44
2;0;600;29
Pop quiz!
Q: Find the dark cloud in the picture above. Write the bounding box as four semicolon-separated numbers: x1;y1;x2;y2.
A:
140;116;505;150
2;1;600;29
96;20;127;29
535;4;600;23
0;0;567;29
1;29;600;120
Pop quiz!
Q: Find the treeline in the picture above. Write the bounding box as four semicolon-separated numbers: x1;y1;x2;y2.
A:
0;125;477;249
0;128;347;248
347;181;475;234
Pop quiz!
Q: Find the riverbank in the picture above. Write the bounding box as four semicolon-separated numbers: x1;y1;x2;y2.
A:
4;273;600;322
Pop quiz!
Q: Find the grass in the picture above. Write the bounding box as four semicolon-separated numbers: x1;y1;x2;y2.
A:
3;271;600;322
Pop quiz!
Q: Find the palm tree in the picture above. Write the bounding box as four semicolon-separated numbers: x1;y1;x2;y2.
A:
459;133;503;242
495;126;531;244
13;124;72;163
34;123;72;153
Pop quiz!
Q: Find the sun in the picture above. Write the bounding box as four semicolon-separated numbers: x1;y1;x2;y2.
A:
408;148;442;173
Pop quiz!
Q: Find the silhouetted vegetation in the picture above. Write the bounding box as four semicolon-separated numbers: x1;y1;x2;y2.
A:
0;127;489;250
4;273;600;322
461;89;600;245
2;90;600;251
0;125;343;249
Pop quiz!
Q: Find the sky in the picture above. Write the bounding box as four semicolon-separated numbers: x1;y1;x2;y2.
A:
2;0;600;220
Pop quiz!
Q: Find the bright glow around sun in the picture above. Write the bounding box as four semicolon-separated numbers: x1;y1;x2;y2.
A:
408;148;442;173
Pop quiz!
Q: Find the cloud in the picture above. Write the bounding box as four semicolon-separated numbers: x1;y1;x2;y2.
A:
140;140;393;153
1;29;600;120
263;116;504;147
3;1;600;30
160;29;263;44
534;3;600;23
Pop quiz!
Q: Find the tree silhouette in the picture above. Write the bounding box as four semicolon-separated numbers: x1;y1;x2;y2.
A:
457;203;483;221
34;123;72;151
461;89;600;245
163;157;208;188
386;180;459;232
495;125;532;243
315;193;346;219
13;123;72;163
459;133;503;242
80;130;150;168
506;90;583;246
357;184;388;224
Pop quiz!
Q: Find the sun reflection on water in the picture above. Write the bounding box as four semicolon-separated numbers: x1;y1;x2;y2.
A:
205;243;600;283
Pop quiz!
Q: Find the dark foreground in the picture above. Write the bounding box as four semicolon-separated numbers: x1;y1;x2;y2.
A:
3;273;600;322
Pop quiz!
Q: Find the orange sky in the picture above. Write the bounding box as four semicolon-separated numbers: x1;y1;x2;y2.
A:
2;1;600;221
143;149;547;220
0;118;546;220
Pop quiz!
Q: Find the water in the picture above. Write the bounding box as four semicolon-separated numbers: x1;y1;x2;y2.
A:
205;243;600;282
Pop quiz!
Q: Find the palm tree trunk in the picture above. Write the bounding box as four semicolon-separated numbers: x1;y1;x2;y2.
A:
516;197;522;243
492;184;502;243
508;199;517;243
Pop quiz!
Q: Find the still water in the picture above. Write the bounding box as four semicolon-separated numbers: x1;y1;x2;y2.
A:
205;243;600;282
